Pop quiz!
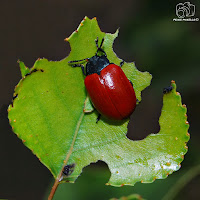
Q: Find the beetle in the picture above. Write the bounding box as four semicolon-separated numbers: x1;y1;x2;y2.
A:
63;163;75;176
68;37;136;121
163;86;173;94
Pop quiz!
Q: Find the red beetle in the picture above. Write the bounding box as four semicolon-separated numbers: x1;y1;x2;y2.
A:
69;38;136;121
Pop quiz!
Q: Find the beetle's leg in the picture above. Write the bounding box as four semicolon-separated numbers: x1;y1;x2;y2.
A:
96;113;101;123
72;64;86;76
81;65;86;76
68;58;88;63
120;60;125;67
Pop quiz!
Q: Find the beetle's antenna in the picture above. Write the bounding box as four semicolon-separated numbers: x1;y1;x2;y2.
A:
68;58;88;63
95;37;99;48
100;38;104;48
95;37;104;49
97;48;106;55
95;37;106;56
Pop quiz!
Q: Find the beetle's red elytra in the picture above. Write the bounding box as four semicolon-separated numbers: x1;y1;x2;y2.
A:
69;37;136;121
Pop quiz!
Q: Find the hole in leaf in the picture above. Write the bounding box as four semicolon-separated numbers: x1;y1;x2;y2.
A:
81;161;111;182
127;90;161;141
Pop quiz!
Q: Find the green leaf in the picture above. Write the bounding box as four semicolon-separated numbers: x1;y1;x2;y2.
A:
18;60;30;77
83;96;94;113
110;194;145;200
8;17;189;188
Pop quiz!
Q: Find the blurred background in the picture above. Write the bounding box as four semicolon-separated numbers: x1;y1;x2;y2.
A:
0;0;200;199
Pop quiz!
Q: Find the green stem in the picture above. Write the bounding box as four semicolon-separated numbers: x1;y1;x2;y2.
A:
162;165;200;200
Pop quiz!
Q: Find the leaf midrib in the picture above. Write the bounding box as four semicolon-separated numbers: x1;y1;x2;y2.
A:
59;111;85;177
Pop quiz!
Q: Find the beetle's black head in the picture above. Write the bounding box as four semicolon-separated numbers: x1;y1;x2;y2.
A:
86;54;110;75
68;37;110;76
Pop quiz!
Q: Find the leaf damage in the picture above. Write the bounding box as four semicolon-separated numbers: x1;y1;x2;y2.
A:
8;17;189;191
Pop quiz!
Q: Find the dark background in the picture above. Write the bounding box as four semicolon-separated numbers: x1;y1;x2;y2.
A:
0;0;200;199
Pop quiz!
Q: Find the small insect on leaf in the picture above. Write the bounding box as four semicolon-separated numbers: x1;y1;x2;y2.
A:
69;37;137;121
63;163;75;176
163;86;173;94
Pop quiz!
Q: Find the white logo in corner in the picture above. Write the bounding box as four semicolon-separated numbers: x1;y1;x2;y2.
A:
173;2;199;21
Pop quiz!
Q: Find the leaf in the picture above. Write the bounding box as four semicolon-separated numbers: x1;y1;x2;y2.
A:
8;17;189;188
83;96;94;113
110;194;145;200
18;60;30;77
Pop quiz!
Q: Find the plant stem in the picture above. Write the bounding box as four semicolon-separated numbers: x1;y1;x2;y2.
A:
161;165;200;200
48;179;59;200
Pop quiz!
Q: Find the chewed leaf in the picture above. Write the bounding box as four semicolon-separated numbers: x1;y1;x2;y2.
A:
8;17;189;188
105;81;190;186
18;61;30;77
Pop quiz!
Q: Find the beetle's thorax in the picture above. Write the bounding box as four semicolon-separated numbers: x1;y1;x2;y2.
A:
86;55;110;75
